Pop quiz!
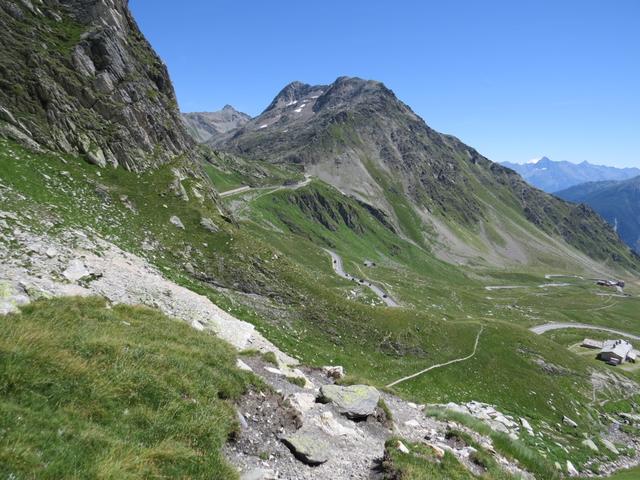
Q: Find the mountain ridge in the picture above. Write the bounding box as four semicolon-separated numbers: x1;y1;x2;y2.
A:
556;175;640;253
212;76;639;271
182;105;251;143
502;157;640;193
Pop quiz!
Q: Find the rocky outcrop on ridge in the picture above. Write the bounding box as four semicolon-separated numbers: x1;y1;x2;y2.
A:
0;0;194;170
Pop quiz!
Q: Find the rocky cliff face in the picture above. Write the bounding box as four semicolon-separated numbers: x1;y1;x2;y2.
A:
0;0;194;171
182;105;251;143
213;76;639;270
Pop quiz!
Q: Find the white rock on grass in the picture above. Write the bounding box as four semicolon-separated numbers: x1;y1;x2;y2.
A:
601;438;619;454
169;215;185;229
581;438;598;452
566;460;579;476
396;440;410;454
236;359;253;372
520;417;534;435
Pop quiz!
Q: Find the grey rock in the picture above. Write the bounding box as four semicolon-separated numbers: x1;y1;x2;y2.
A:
396;440;410;454
0;281;30;315
318;384;380;419
600;438;619;454
566;460;579;476
240;468;276;480
582;438;598;452
199;217;219;233
0;0;207;176
62;259;92;282
281;429;330;465
563;416;578;428
169;216;185;230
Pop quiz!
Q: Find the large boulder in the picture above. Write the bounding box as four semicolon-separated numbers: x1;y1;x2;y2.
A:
318;384;380;419
281;429;329;465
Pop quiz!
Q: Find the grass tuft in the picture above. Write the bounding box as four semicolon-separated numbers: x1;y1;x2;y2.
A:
0;297;256;479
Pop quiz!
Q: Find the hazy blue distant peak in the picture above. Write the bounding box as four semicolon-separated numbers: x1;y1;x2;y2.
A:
501;157;640;193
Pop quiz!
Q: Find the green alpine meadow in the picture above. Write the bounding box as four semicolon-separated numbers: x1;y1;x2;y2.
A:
0;1;638;479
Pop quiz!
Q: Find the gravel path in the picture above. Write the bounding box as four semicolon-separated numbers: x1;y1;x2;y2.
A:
386;326;484;388
530;322;640;340
219;185;252;197
219;176;312;198
325;249;399;307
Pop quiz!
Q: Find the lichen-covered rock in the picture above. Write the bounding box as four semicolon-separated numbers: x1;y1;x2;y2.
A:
0;280;30;315
281;429;330;465
318;384;380;419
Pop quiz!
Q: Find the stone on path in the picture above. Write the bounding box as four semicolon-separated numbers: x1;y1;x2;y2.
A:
316;411;357;437
240;468;277;480
289;392;316;415
281;429;330;465
318;384;380;419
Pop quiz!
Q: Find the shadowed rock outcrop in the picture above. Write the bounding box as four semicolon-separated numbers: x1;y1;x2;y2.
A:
0;0;194;171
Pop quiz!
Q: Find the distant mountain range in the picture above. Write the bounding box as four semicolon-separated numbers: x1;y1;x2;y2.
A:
556;176;640;253
210;76;637;269
501;157;640;193
182;105;251;143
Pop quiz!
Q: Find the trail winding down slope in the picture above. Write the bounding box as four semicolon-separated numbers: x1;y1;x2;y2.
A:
386;326;484;388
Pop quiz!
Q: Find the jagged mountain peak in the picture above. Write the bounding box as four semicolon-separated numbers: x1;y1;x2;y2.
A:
182;106;251;143
213;77;638;270
263;81;324;113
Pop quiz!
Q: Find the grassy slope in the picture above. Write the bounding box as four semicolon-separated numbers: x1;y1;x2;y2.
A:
2;139;639;476
383;434;519;480
0;297;256;479
241;181;640;474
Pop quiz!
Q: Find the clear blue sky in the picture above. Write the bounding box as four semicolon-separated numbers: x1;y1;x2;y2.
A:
130;0;639;167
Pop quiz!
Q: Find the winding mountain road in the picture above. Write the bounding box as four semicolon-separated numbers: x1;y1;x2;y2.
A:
219;185;252;198
530;323;640;341
324;249;399;307
219;176;312;198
